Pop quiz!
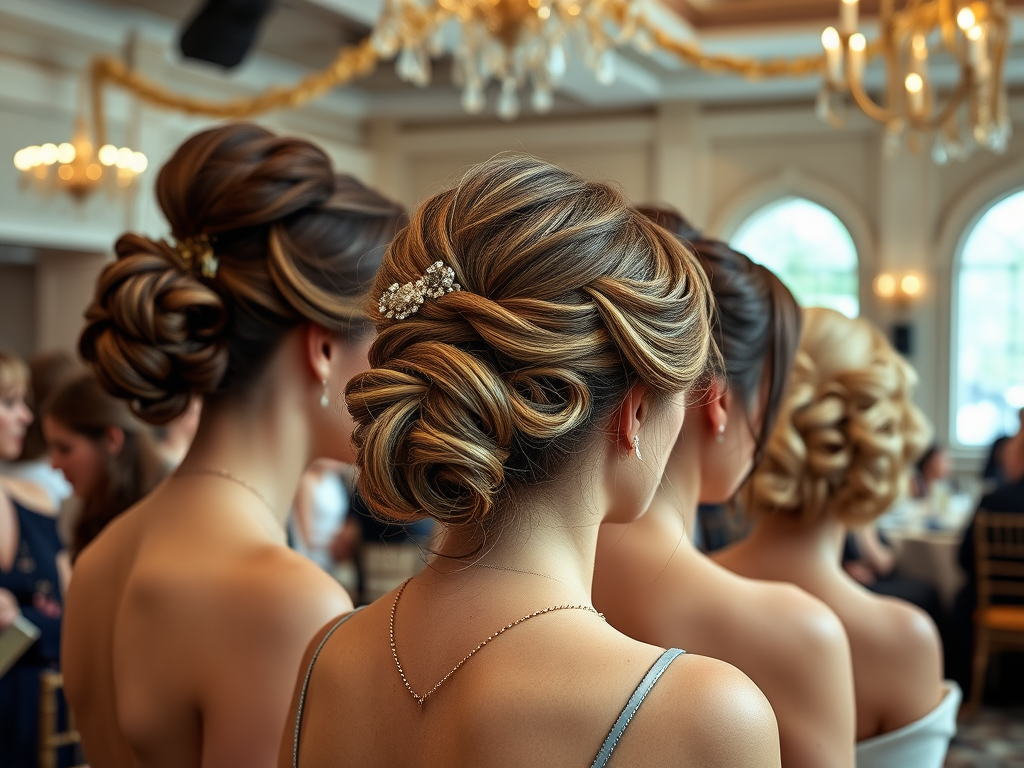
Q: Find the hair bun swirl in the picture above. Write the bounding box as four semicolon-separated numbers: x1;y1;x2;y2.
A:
79;233;228;425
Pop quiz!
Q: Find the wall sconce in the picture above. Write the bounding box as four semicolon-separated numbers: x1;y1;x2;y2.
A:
873;271;924;356
873;271;925;303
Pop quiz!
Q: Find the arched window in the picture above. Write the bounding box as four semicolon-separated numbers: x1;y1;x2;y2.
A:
730;197;860;317
954;192;1024;447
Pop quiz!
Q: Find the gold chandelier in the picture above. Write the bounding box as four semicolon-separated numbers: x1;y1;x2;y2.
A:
13;116;148;202
370;0;643;119
818;0;1010;162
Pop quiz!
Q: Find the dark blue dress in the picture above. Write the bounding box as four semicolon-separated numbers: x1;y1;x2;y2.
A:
0;499;64;768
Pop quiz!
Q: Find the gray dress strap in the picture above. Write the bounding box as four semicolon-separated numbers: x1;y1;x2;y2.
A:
591;648;686;768
292;606;367;768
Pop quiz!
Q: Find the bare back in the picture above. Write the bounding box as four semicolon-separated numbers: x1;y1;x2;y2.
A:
63;483;353;768
714;537;943;742
283;582;781;768
595;522;855;768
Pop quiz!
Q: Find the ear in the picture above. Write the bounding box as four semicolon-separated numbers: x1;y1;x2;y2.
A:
703;377;729;438
616;382;650;453
104;426;125;457
304;323;337;384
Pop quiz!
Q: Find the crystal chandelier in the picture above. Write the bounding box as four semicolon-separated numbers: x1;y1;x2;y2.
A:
817;0;1010;163
370;0;641;120
13;117;148;201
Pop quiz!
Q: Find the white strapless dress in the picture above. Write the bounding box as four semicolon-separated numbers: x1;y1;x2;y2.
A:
856;681;962;768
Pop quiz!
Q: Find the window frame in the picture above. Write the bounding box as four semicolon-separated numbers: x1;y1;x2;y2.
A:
949;185;1024;451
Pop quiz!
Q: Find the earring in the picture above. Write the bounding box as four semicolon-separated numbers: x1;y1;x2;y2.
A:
632;435;643;461
716;424;725;444
319;380;330;409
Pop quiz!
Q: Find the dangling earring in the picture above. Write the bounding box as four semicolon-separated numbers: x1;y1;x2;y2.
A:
632;435;643;461
716;424;725;444
320;380;330;409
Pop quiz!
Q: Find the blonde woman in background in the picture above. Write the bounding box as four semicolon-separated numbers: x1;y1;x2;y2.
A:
62;123;406;768
715;307;955;768
284;156;780;768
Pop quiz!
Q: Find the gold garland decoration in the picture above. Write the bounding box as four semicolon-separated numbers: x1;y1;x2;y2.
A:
89;36;380;146
87;6;860;141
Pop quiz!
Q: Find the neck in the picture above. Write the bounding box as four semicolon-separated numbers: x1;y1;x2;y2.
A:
426;476;606;602
179;394;309;532
745;508;848;573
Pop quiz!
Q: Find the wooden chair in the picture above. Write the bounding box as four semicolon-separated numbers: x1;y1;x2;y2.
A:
965;511;1024;719
38;669;87;768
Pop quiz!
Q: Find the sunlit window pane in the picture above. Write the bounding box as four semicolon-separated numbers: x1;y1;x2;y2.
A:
955;192;1024;447
730;197;859;318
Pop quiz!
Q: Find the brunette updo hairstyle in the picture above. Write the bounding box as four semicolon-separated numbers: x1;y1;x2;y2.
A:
79;123;406;425
44;372;166;559
742;307;931;527
638;207;801;464
347;156;717;532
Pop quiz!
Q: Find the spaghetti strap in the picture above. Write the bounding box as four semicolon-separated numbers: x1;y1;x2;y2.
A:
292;606;367;768
591;648;686;768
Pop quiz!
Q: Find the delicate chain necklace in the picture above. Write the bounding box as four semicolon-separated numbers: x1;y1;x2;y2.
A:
390;578;605;708
175;467;277;517
476;562;569;586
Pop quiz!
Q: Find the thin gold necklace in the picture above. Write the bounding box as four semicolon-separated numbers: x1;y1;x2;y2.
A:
476;562;570;587
175;467;278;518
390;578;605;708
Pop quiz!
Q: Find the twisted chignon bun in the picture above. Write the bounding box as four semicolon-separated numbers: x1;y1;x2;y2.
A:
347;155;718;529
80;123;405;424
742;307;931;526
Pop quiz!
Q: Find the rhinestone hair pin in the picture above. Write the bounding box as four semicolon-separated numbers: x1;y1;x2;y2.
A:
378;261;461;320
174;234;219;279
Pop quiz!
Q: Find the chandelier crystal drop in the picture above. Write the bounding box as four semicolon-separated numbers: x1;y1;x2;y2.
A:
818;0;1010;164
371;0;641;120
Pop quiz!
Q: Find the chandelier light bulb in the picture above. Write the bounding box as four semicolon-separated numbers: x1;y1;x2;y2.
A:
821;26;841;51
39;143;59;165
850;32;866;52
966;24;983;41
957;6;977;30
98;144;118;166
905;72;924;93
57;165;74;181
56;142;76;164
129;152;148;174
537;6;550;19
115;147;134;169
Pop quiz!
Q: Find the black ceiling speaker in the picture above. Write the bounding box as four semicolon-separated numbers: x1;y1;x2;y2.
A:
179;0;275;69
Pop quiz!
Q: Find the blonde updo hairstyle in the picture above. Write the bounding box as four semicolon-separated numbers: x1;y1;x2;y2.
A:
79;123;405;425
347;155;718;534
742;307;931;527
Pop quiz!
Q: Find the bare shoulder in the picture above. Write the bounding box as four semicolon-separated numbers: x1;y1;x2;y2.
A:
218;545;354;640
651;654;781;767
871;593;942;675
744;579;851;679
854;590;943;729
1;477;56;516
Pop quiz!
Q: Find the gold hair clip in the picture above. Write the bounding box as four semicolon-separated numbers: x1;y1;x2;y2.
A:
174;234;219;279
378;261;461;320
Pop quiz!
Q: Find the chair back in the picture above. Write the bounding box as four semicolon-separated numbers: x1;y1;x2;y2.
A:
974;511;1024;609
38;669;86;768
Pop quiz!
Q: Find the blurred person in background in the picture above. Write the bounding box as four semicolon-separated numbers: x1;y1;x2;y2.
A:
0;351;69;768
43;372;167;561
289;458;351;573
716;308;955;767
948;421;1024;699
912;444;956;500
61;123;405;768
0;351;78;509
